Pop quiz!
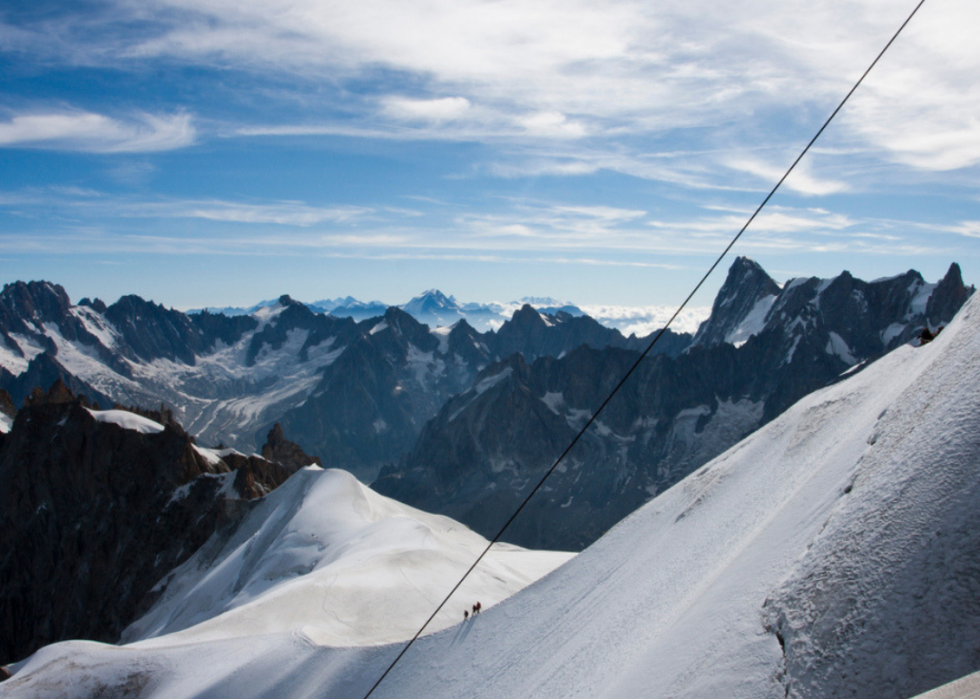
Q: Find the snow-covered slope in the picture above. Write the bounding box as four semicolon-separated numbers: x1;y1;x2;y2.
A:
6;277;978;699
121;467;572;648
910;671;980;699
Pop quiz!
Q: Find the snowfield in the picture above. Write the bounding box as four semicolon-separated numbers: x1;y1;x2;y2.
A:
85;409;166;435
121;467;572;648
5;294;980;698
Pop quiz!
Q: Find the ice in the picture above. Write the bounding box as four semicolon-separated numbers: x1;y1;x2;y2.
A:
474;367;513;395
431;326;452;354
725;294;776;345
825;330;857;364
882;322;906;345
541;391;565;414
0;332;46;376
85;408;165;434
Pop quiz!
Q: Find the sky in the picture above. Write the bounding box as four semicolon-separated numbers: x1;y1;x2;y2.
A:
0;0;977;311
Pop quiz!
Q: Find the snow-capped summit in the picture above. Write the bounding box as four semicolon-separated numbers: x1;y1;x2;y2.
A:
400;289;465;328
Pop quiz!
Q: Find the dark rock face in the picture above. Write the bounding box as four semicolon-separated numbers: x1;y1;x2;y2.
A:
0;389;15;419
104;295;257;365
0;383;303;665
261;423;322;471
375;260;975;551
927;263;975;327
692;256;781;347
272;309;459;479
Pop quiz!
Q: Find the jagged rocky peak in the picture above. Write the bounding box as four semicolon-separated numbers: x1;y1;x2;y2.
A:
104;294;202;365
261;422;322;471
693;257;974;353
367;306;437;353
0;280;73;327
512;303;546;325
383;304;426;332
693;257;781;347
24;378;77;407
77;297;108;314
928;262;975;327
277;294;303;308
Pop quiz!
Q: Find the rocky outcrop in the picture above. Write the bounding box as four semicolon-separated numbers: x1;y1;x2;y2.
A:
261;423;322;471
0;383;305;665
244;295;360;366
927;263;975;327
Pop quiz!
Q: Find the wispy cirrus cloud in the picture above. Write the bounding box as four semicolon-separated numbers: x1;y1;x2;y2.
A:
0;110;195;152
0;187;372;226
169;201;372;226
381;96;472;123
724;157;848;196
7;0;979;190
124;0;980;174
0;185;967;270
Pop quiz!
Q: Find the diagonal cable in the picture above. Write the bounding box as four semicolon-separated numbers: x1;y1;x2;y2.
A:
360;1;928;696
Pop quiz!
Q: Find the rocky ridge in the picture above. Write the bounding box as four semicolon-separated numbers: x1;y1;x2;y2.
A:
0;282;687;481
0;381;315;665
374;261;975;550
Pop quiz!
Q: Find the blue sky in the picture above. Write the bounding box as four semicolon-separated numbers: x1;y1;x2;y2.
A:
0;0;977;310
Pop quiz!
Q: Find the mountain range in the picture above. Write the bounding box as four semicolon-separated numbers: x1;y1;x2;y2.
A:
0;259;972;550
193;288;709;336
0;284;689;484
2;264;979;699
373;258;973;548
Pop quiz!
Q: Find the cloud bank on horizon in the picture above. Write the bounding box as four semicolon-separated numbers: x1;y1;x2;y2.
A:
0;0;977;309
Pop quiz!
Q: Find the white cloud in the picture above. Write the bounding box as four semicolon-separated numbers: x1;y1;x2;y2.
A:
649;205;856;236
939;221;980;240
517;112;587;139
487;159;600;178
0;110;195;152
725;157;848;196
0;188;374;227
176;201;371;226
7;0;980;186
382;96;471;122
